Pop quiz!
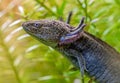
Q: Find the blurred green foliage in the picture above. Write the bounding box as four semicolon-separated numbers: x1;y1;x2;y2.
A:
0;0;120;83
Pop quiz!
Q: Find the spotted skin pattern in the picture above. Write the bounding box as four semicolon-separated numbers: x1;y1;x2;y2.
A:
22;16;120;83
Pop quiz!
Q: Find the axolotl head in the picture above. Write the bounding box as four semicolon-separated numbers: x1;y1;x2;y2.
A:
22;18;86;48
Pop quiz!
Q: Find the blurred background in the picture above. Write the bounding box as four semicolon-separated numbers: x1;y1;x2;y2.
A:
0;0;120;83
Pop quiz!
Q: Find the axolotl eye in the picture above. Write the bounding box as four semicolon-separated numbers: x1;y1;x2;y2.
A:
33;23;43;28
34;23;39;27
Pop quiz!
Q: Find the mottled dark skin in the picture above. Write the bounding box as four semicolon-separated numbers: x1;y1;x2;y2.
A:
22;15;120;83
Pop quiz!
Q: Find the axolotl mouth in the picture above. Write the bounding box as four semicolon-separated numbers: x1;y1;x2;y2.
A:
22;17;86;47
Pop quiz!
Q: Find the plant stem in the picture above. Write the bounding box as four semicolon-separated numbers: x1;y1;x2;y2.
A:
84;0;88;23
35;0;58;17
77;0;83;9
77;0;88;23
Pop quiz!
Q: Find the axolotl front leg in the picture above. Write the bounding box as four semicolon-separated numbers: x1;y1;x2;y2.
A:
59;12;87;83
68;49;87;83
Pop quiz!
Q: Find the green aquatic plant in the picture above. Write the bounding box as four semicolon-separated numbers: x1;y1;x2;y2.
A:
0;0;120;83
